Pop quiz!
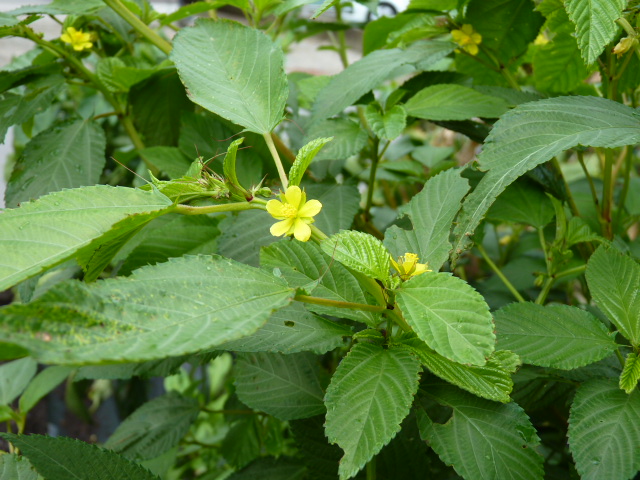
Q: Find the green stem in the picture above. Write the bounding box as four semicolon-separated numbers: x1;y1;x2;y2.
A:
479;45;520;90
271;132;296;164
476;244;526;303
386;307;411;333
538;228;551;273
294;294;387;313
554;264;587;280
601;149;614;239
577;150;600;211
616;17;636;37
102;0;172;55
174;201;262;215
535;277;554;305
366;457;376;480
616;147;633;225
333;3;350;68
263;133;289;188
551;158;581;217
364;138;381;221
615;348;626;369
310;224;328;241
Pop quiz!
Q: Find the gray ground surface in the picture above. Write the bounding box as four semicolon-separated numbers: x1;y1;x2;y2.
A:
0;0;361;207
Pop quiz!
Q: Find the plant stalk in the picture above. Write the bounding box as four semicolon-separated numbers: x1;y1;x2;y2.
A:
476;244;526;303
174;201;262;215
294;294;387;313
263;133;289;188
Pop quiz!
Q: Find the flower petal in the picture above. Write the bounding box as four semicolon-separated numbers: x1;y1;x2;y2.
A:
298;199;322;218
284;185;302;209
270;218;294;237
266;199;286;218
293;218;312;242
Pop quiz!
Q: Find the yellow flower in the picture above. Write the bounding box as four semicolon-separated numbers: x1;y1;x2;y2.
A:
60;27;93;51
266;185;322;242
390;253;431;281
613;36;637;57
451;24;482;56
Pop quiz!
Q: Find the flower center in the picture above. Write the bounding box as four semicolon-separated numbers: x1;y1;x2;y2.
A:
281;203;298;218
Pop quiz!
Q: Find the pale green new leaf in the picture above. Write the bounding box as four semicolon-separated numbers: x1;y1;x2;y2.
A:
396;272;495;365
19;366;72;413
310;41;454;124
586;246;640;346
418;383;544;480
171;19;288;134
0;454;38;480
0;358;37;405
0;255;294;364
0;185;173;291
565;0;625;65
321;230;391;284
220;303;350;354
568;378;640;480
235;352;325;420
385;168;470;272
619;352;640;394
289;137;333;187
452;96;640;262
400;335;517;403
6;119;106;208
494;303;617;370
222;137;244;188
105;393;200;460
261;240;381;326
325;342;421;480
1;434;160;480
364;105;406;140
405;84;509;121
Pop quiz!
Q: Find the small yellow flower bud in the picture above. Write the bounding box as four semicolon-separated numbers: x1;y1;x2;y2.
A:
613;36;637;57
390;252;431;281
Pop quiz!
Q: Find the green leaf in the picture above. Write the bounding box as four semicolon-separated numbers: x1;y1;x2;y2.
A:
8;106;97;203
417;383;544;480
289;137;333;187
385;168;470;272
619;352;640;394
19;366;72;413
172;19;288;134
586;246;640;346
324;342;421;480
159;1;218;25
568;378;640;480
223;137;244;188
494;303;617;369
396;272;494;365
486;179;555;228
310;41;454;124
235;352;325;420
227;457;306;480
304;184;360;235
304;119;367;161
364;105;407;140
400;335;517;403
0;13;20;28
532;32;589;93
261;241;381;326
0;454;38;480
1;434;160;480
96;58;164;93
220;303;350;354
321;230;391;284
138;146;191;180
0;255;294;364
220;417;261;468
405;84;509;121
8;0;106;15
565;0;625;65
104;393;199;460
0;358;37;405
0;185;173;291
452;96;640;262
218;210;279;267
291;416;342;480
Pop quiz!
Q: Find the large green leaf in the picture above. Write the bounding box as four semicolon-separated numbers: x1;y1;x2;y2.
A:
452;96;640;262
417;383;544;480
0;185;173;291
8;0;105;15
568;378;640;480
494;303;617;369
324;342;421;480
235;352;325;420
6;119;106;208
385;168;470;272
290;416;342;480
0;255;294;364
304;119;368;161
321;230;391;284
220;303;350;354
310;41;454;124
565;0;625;65
1;434;160;480
105;393;199;460
405;84;509;121
396;272;495;365
532;32;589;93
227;457;306;480
171;19;288;134
0;357;37;405
486;179;555;228
261;241;382;326
304;184;360;235
19;366;72;413
218;210;278;267
586;246;640;346
400;335;517;403
0;454;38;480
